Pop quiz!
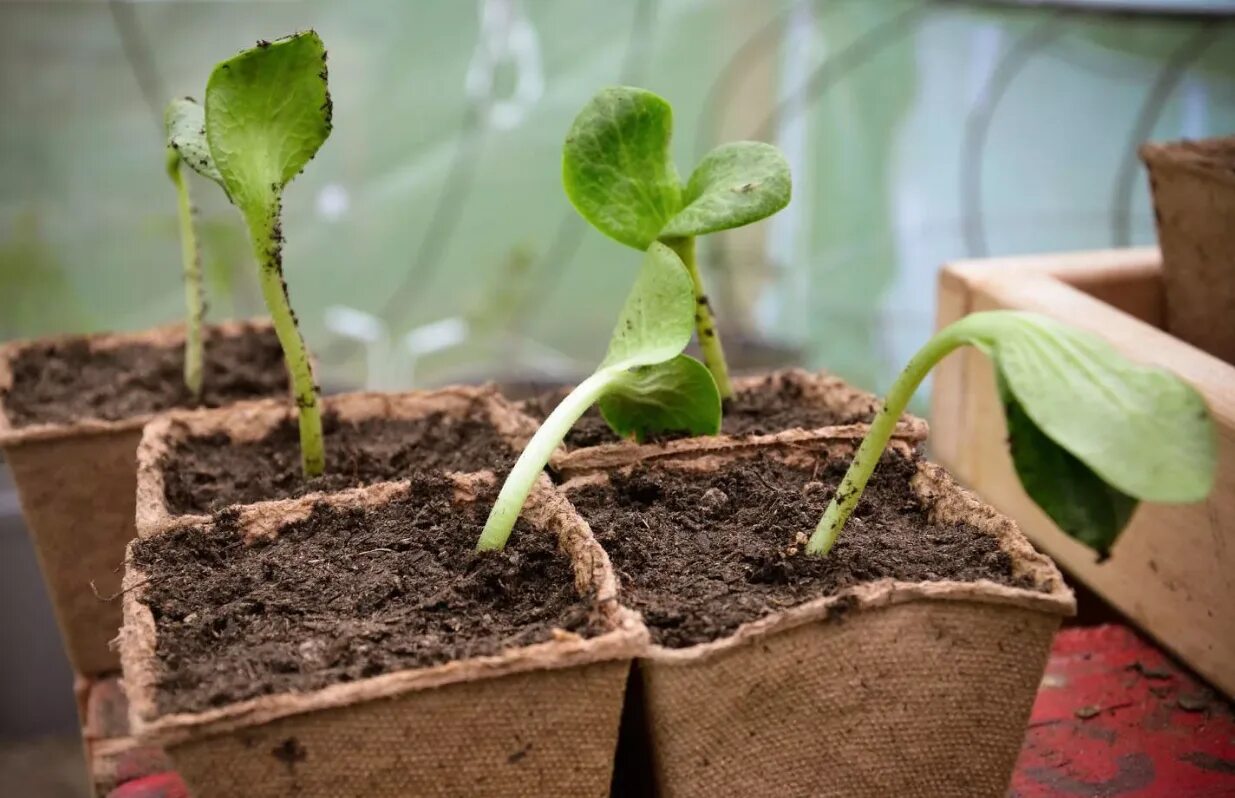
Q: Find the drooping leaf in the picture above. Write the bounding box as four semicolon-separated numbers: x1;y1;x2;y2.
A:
165;97;223;185
205;31;332;226
660;141;791;239
562;86;681;250
998;368;1137;556
968;312;1216;504
599;241;696;371
600;354;721;442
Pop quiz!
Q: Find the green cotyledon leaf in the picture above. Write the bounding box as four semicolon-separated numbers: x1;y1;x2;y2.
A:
973;311;1216;504
205;31;332;228
600;354;721;442
562;86;681;250
165;97;224;186
659;141;791;239
998;367;1137;557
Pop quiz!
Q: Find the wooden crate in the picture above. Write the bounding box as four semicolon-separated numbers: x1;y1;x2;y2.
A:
931;247;1235;698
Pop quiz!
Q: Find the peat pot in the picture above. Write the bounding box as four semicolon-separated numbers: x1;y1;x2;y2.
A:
135;385;539;537
561;437;1074;798
120;474;644;797
0;320;287;674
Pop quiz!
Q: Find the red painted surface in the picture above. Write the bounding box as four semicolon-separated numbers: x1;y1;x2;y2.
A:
106;772;190;798
1011;625;1235;797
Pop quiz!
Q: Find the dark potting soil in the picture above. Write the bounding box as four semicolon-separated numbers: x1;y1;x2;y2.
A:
132;473;602;714
517;372;875;448
160;409;517;515
568;452;1038;649
2;324;288;428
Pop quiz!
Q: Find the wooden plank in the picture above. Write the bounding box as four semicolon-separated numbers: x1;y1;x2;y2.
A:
932;248;1235;698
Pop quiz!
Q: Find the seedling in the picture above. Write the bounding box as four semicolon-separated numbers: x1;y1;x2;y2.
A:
478;242;721;551
170;32;332;476
808;311;1217;558
164;98;217;398
562;87;791;399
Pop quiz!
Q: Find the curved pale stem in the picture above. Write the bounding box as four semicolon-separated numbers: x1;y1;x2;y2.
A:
806;319;985;556
666;237;733;400
478;371;614;551
168;152;204;399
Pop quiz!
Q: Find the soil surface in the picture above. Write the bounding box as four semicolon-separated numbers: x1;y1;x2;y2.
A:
568;452;1038;648
517;372;875;448
2;325;287;428
161;409;516;515
132;474;602;714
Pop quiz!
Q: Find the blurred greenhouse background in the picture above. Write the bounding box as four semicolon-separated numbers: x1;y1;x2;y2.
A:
2;0;1235;755
4;0;1235;399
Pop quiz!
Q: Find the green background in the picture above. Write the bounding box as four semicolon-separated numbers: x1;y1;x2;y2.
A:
2;0;1234;405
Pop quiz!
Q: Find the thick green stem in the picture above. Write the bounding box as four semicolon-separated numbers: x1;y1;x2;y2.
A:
806;322;973;556
250;206;325;478
167;151;204;399
478;371;614;551
667;237;733;399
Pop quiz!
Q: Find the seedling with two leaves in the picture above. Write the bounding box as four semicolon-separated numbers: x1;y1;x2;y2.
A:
166;32;331;476
809;311;1217;559
478;242;720;551
563;87;791;399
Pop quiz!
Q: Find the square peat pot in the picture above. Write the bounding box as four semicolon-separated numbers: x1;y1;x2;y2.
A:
932;248;1235;697
522;369;927;477
0;320;287;675
561;439;1074;798
135;385;539;538
119;474;645;798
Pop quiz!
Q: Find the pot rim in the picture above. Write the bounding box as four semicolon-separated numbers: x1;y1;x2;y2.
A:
1140;136;1235;188
0;319;277;446
134;384;543;538
560;439;1076;666
555;368;929;476
120;473;647;748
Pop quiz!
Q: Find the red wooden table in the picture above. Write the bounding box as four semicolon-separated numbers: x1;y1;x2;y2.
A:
90;624;1235;797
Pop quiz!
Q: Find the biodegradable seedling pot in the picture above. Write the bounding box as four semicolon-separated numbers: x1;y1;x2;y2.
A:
561;438;1074;798
119;473;644;798
519;369;927;476
0;320;288;675
136;385;540;537
1141;136;1235;364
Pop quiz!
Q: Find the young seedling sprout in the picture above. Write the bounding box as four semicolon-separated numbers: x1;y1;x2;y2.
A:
164;98;221;399
174;32;332;476
808;311;1217;559
478;243;721;551
563;87;791;399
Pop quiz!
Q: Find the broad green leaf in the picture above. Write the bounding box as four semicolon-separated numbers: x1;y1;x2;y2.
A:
165;98;223;185
600;241;695;371
660;141;791;239
562;87;681;250
978;312;1216;504
600;354;721;442
998;369;1137;556
205;31;332;226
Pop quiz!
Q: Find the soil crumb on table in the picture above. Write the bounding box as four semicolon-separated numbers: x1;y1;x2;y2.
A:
568;452;1037;649
3;324;287;428
160;409;517;515
517;372;875;448
132;474;600;714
